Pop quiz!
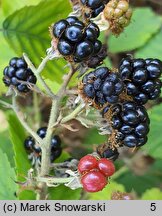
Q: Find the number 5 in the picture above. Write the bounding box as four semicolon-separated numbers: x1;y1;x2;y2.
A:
150;203;156;211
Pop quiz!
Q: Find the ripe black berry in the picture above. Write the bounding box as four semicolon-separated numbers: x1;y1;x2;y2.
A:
37;127;47;139
119;57;162;104
53;20;69;38
93;40;102;54
85;28;97;42
81;67;124;106
57;40;74;56
65;25;84;42
17;83;28;93
132;69;147;84
16;58;27;68
123;134;137;147
50;148;62;162
24;136;35;151
3;57;37;93
75;40;94;60
15;69;28;80
85;45;107;68
25;127;62;165
92;4;105;17
51;135;61;150
88;23;100;37
52;18;102;62
84;83;95;98
9;57;19;67
102;81;114;96
66;16;78;25
80;0;108;18
109;101;150;148
87;0;102;9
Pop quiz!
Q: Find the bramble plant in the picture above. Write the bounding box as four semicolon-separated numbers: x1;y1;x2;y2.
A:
0;0;162;200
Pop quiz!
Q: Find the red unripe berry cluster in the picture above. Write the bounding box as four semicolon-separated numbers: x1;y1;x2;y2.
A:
78;155;115;192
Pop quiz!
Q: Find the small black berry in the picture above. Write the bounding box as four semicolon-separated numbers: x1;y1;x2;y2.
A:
53;20;69;38
57;39;74;56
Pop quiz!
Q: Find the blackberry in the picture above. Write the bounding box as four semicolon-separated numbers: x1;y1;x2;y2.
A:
119;57;162;105
51;17;102;62
50;148;62;162
85;45;107;68
65;25;84;42
3;57;37;93
75;40;94;60
52;20;69;38
80;0;108;18
109;102;150;148
25;127;62;165
81;67;124;107
57;40;74;56
24;136;35;152
37;127;47;139
51;135;61;150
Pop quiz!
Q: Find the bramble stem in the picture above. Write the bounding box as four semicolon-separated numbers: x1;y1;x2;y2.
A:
61;103;85;124
37;176;75;185
33;92;41;128
0;100;12;108
23;53;56;99
40;65;77;177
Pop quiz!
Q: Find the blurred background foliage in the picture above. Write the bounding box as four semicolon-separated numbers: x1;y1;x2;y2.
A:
0;0;162;200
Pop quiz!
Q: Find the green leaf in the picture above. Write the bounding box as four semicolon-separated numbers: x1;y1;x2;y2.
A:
0;149;18;200
0;9;15;94
19;191;36;200
49;185;81;200
2;0;71;81
115;159;162;196
141;188;162;200
88;181;125;200
83;128;106;152
135;29;162;59
7;113;31;179
142;104;162;159
7;113;36;199
0;131;15;167
1;0;41;16
108;8;162;53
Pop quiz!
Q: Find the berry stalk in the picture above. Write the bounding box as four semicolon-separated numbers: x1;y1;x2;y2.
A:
40;65;77;177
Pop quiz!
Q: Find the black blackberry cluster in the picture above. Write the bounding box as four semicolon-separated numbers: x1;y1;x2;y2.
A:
119;57;162;105
82;67;124;106
84;45;107;68
52;16;102;63
3;57;37;93
80;0;109;18
110;101;150;148
24;127;62;165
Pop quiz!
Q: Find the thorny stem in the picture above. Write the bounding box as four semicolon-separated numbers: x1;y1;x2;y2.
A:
40;65;77;177
36;65;77;199
23;53;56;99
